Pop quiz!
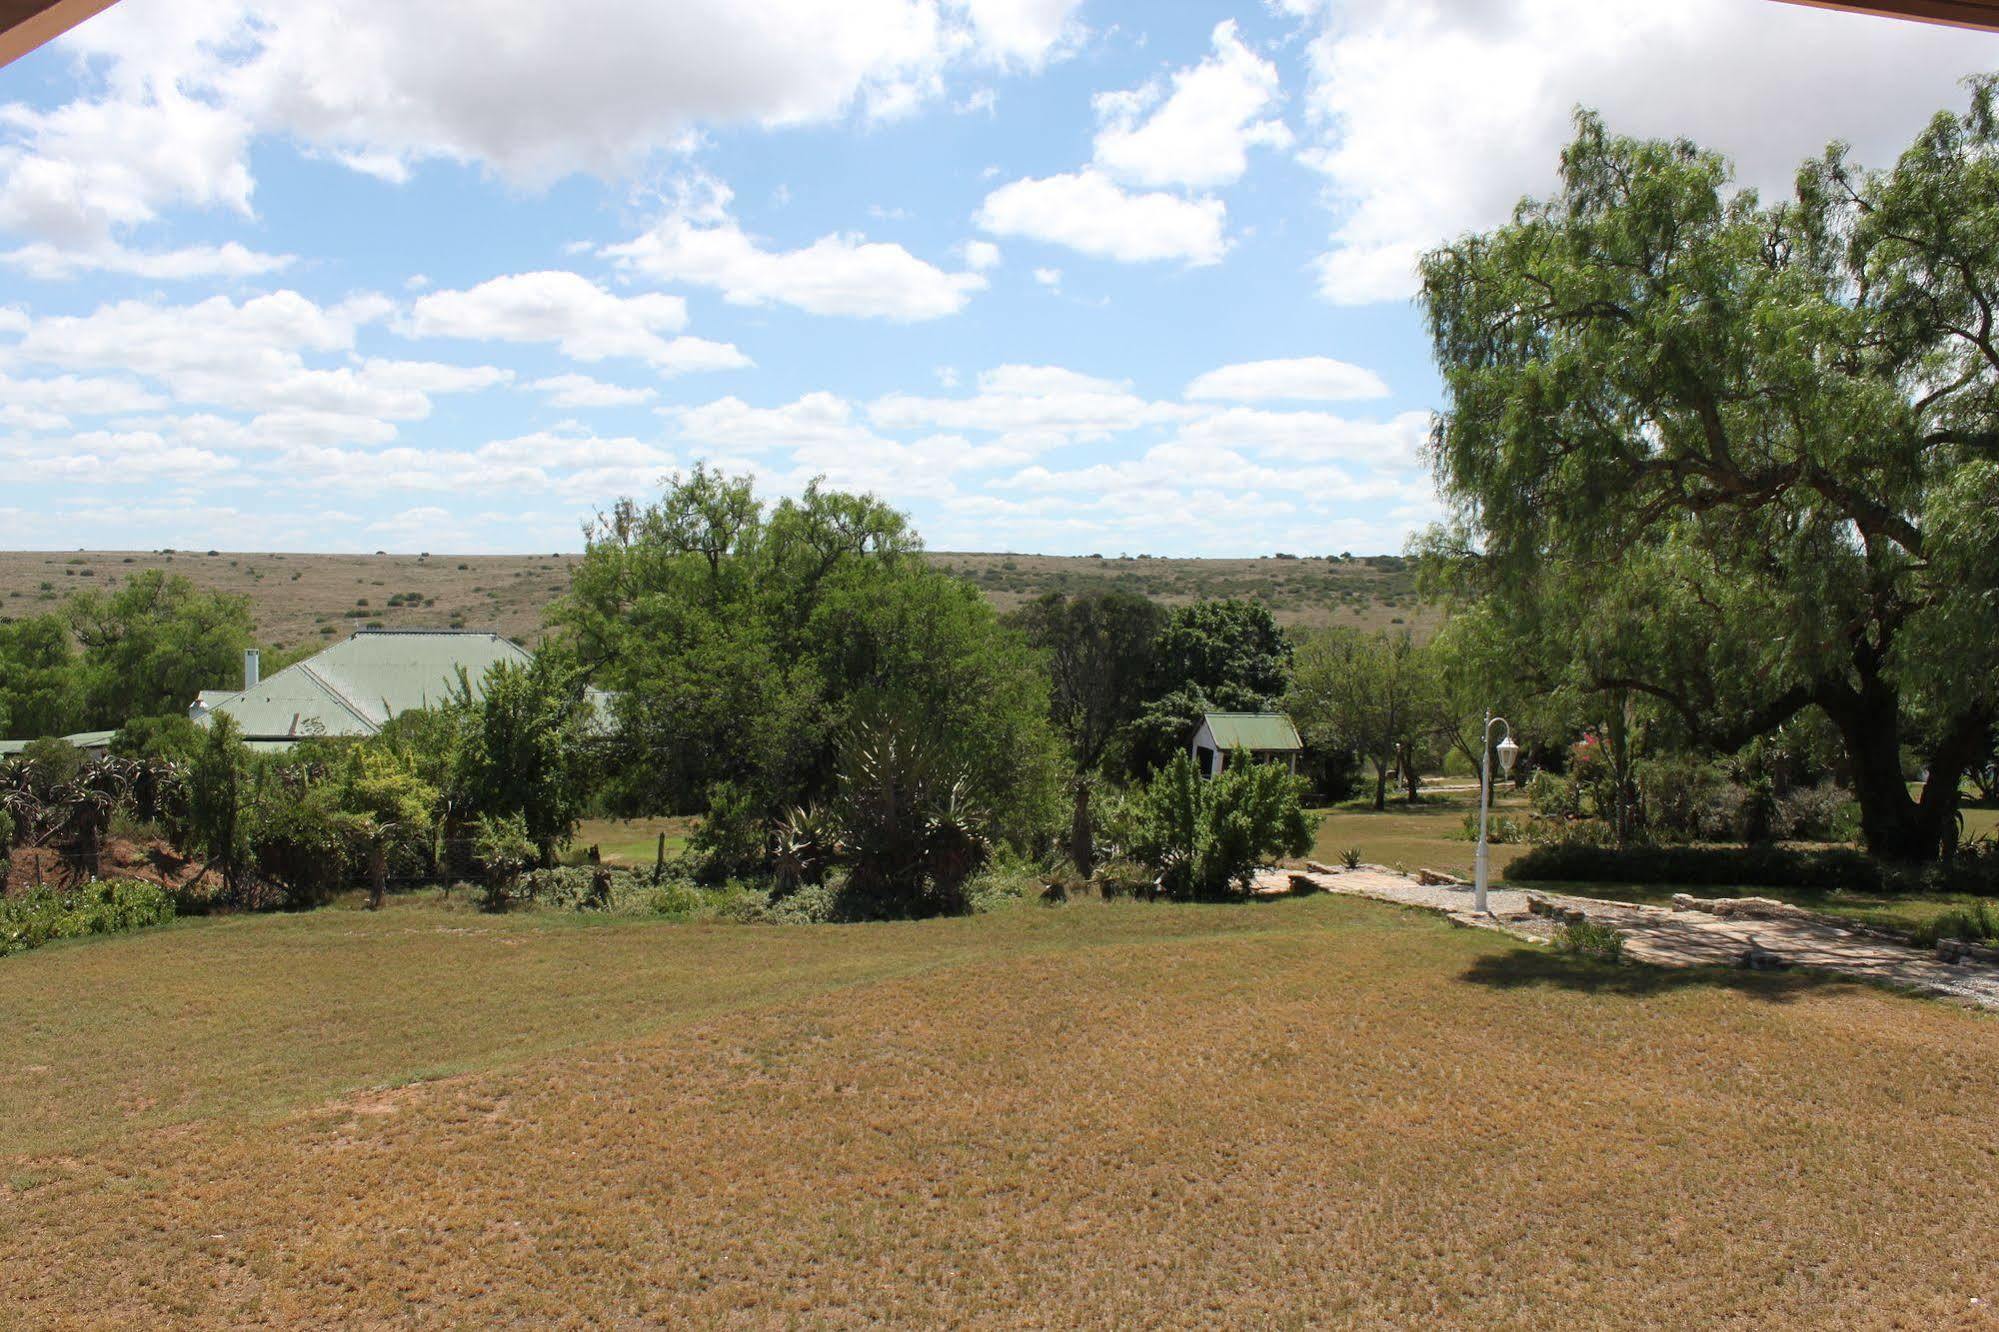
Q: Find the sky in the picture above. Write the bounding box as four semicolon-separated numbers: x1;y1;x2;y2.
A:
0;0;1994;557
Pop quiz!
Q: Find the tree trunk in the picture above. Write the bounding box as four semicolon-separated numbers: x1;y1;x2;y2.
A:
1399;744;1421;803
1820;675;1988;861
368;844;388;910
1372;758;1388;812
1069;778;1095;880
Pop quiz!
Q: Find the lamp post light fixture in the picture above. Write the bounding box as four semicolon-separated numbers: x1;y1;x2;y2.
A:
1474;713;1519;915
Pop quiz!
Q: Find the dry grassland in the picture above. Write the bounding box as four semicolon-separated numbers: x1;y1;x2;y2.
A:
2;893;1995;1327
0;548;1429;650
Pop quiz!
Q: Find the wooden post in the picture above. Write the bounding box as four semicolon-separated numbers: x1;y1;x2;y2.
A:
653;831;666;883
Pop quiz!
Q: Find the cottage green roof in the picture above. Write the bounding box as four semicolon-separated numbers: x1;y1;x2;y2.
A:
202;629;531;742
1200;712;1302;752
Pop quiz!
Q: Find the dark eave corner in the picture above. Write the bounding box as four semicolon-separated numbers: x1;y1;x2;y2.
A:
0;0;120;70
1774;0;1999;31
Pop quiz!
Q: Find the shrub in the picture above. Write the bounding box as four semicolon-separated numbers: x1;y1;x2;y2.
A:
1527;816;1619;849
0;878;174;957
643;878;709;917
766;879;842;923
1090;856;1155;899
472;812;538;911
1529;770;1583;821
1125;750;1315;901
690;781;768;885
1339;847;1361;871
247;788;354;909
1634;756;1740;842
1773;781;1857;843
1460;812;1529;844
961;860;1041;914
1553;916;1625;962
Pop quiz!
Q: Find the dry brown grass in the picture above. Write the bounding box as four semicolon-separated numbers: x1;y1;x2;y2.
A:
2;893;1996;1327
0;549;576;650
0;549;1429;650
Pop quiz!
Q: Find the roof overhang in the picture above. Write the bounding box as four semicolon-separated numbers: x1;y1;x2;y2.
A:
1773;0;1999;30
0;0;119;67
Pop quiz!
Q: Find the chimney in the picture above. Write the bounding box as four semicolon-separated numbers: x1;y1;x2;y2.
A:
244;648;261;690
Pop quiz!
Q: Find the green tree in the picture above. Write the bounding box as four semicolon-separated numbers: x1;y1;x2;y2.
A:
1287;628;1438;811
1108;599;1293;783
561;469;1063;851
1124;750;1314;901
0;613;83;740
334;746;439;910
1011;590;1165;875
1420;91;1999;859
455;652;593;864
1148;598;1290;706
186;714;252;900
67;571;255;727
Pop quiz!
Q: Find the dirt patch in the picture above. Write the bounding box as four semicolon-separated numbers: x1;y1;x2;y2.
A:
5;837;206;897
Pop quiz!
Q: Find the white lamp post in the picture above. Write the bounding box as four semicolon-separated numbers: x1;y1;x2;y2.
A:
1474;713;1519;915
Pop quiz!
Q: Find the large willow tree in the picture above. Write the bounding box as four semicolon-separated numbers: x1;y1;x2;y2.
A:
1421;82;1999;860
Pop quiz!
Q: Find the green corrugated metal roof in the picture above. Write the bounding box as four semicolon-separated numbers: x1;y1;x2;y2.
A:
203;629;531;741
0;730;116;755
1201;712;1302;751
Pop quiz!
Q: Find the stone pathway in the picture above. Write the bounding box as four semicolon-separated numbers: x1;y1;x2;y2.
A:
1259;865;1999;1012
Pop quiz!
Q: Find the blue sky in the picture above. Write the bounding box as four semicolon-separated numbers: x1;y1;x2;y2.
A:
0;0;1993;555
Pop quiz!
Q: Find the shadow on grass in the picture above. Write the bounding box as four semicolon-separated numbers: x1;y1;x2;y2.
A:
1460;946;1866;1004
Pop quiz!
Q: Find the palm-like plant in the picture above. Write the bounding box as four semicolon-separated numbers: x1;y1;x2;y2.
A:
770;803;839;896
835;720;990;916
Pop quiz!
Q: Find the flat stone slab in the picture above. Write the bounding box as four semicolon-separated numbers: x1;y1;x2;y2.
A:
1262;866;1999;1012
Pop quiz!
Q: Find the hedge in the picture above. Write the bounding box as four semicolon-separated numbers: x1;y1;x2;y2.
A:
1503;843;1888;892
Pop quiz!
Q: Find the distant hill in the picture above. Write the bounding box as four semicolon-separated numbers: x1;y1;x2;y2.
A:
0;549;1432;651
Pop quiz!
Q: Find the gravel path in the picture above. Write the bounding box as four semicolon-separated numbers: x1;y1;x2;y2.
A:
1261;865;1999;1012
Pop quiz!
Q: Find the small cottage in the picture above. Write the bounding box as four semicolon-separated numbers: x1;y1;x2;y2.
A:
1189;711;1303;779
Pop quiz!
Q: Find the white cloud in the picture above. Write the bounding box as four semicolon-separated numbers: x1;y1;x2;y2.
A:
6;290;508;420
669;392;881;451
0;83;254;242
1175;406;1430;466
0;372;165;417
1033;267;1062;289
955;0;1086;69
607;180;986;321
975;169;1227;265
1091;20;1291;190
1;238;293;280
530;374;658;408
2;428;237;483
407;270;750;373
871;363;1192;441
1293;0;1999;304
961;239;1003;271
1185;356;1389;403
49;0;1085;190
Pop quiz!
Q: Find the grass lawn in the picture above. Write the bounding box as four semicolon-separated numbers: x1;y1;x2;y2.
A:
1309;786;1535;879
3;894;1997;1326
562;815;696;866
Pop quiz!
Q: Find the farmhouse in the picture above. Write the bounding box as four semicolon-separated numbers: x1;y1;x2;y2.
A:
1190;711;1303;779
192;628;532;750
